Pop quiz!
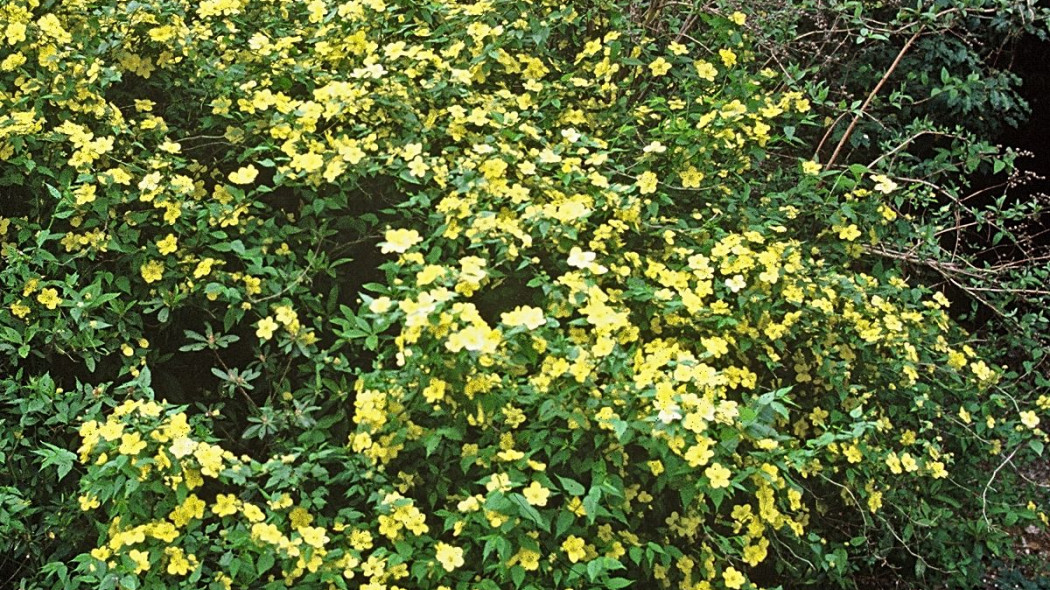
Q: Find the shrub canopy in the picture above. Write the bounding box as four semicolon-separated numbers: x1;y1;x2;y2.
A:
0;0;1046;589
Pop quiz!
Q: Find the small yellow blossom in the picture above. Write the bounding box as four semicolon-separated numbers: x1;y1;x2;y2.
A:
36;288;62;310
723;566;746;589
140;260;165;284
228;165;259;185
871;174;898;194
256;316;278;340
212;493;239;517
500;305;546;330
79;494;100;511
11;301;31;318
637;171;658;195
719;48;737;67
156;234;178;255
837;224;861;241
435;542;465;571
649;57;671;77
129;549;150;574
380;228;423;254
705;462;732;488
522;481;550;507
561;535;587;563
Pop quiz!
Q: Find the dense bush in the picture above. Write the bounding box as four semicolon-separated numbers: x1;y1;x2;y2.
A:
0;0;1047;589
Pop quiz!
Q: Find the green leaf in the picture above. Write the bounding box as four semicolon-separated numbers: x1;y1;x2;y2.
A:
587;558;602;581
556;475;585;496
510;565;525;588
32;443;77;480
257;551;275;575
1029;439;1044;456
556;510;574;537
511;494;549;531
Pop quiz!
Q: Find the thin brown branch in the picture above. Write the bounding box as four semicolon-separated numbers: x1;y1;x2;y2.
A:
823;26;926;170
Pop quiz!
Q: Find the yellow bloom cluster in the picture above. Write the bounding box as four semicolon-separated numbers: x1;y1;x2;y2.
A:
16;0;1022;587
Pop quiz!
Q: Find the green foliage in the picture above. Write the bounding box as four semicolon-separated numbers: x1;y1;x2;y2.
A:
0;0;1047;589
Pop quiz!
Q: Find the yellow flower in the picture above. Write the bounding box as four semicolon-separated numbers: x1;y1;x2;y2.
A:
742;540;768;566
971;360;994;382
723;566;746;589
724;275;746;293
129;549;150;574
165;547;191;576
648;57;671;77
567;247;596;269
867;490;883;513
729;11;747;25
291;151;325;173
927;461;948;479
140;260;165;284
719;48;737;67
298;525;329;548
637;170;658;195
78;494;100;511
256;316;278;340
10;301;30;318
290;506;313;528
843;443;863;463
193;443;224;477
885;452;902;474
193;258;216;278
522;481;550;507
169;436;197;458
73;184;97;205
241;502;265;523
251;522;284;545
1020;411;1040;429
435;542;464;571
268;493;294;510
500;305;546;330
408;156;429;177
369;296;393;314
836;224;861;241
561;535;587;563
212;493;239;517
871;174;898;194
802;160;822;175
5;22;27;45
900;452;918;472
156;234;178;255
118;432;147;455
513;547;541;571
228;165;259;185
694;60;717;81
98;420;124;441
680;166;704;188
485;472;512;493
380;228;422;254
705;462;732;488
36;288;62;310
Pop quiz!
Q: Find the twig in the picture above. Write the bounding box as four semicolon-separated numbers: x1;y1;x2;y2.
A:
982;444;1022;527
823;26;926;170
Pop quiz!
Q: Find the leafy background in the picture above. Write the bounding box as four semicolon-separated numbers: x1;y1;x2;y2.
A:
1;0;1049;588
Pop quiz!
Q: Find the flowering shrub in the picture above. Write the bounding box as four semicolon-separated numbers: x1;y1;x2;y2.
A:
1;0;1047;588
